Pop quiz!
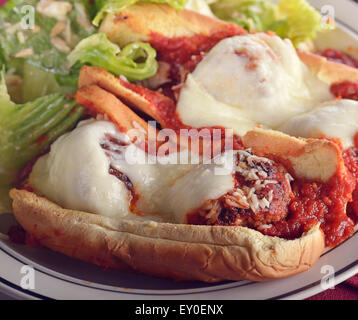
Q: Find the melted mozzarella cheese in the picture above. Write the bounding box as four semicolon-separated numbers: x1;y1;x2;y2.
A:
166;152;236;223
30;120;235;223
177;33;332;134
109;144;196;220
279;99;358;148
176;75;257;136
29;120;132;219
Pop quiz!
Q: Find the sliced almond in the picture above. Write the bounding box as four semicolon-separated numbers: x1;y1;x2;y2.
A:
51;36;71;53
50;21;66;37
14;48;34;58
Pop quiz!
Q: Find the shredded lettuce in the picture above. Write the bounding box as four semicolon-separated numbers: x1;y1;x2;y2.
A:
0;0;95;102
93;0;189;26
211;0;277;32
210;0;334;46
1;0;162;101
68;33;158;81
274;0;333;46
0;0;95;75
0;68;84;190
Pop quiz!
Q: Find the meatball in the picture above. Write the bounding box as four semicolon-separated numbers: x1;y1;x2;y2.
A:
188;150;293;228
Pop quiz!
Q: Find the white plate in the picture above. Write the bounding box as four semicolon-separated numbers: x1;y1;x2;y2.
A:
1;0;358;300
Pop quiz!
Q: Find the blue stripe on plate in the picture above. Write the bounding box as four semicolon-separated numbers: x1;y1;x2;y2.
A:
0;246;253;296
0;275;52;300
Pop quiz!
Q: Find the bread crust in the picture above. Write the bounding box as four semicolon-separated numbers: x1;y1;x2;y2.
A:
242;128;345;183
75;84;149;133
10;189;324;282
99;3;246;47
78;65;170;128
298;50;358;84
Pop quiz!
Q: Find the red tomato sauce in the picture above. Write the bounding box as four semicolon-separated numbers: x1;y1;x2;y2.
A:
149;26;246;84
317;48;358;68
342;138;358;222
331;81;358;101
118;77;184;130
149;26;246;66
118;77;244;154
259;137;357;247
316;49;358;101
260;173;356;247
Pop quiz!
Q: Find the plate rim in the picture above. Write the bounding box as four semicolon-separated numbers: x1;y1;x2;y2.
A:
0;228;357;300
1;0;358;300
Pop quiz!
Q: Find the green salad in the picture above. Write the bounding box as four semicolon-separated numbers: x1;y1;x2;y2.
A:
209;0;334;46
0;0;333;212
0;0;162;211
0;0;161;103
0;0;332;103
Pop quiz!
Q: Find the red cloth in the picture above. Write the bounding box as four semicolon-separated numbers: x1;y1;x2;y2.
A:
307;274;358;300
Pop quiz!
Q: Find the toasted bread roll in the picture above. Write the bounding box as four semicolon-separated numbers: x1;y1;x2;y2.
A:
297;50;358;84
10;189;324;282
75;84;149;134
78;66;173;128
99;3;245;47
242;128;344;183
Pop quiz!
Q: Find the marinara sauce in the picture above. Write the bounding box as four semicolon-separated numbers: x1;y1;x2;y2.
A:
317;48;358;68
260;172;356;247
260;136;357;247
342;132;358;224
117;77;244;155
317;48;358;101
148;25;246;85
149;26;246;66
331;81;358;101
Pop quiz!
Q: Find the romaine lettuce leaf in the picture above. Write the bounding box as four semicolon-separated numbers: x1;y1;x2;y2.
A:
274;0;334;46
210;0;334;46
93;0;189;26
211;0;277;32
68;33;158;81
0;67;84;190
